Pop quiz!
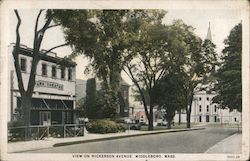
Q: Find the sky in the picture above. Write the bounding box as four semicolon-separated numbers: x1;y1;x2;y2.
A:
9;9;242;83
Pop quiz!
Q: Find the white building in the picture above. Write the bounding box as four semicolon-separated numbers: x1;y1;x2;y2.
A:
181;91;242;124
130;91;242;125
9;44;78;125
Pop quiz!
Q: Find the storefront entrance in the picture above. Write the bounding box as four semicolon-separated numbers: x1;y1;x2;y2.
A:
40;111;51;126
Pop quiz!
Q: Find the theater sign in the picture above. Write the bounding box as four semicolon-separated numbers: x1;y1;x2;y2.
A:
35;80;64;90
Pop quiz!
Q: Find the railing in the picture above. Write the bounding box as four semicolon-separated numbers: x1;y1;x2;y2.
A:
8;124;85;142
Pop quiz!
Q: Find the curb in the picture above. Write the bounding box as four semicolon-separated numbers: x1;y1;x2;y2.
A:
54;127;205;147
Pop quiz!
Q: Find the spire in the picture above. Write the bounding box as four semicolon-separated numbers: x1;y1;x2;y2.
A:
206;22;212;41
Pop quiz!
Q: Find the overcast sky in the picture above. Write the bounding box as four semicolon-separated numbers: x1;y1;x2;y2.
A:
9;9;242;82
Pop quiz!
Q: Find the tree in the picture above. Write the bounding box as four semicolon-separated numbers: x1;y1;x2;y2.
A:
200;39;218;88
52;10;141;118
13;10;68;140
152;72;186;129
123;11;169;131
162;20;212;128
85;78;97;119
212;23;242;112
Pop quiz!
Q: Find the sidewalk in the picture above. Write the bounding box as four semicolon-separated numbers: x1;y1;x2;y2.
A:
8;127;205;153
205;132;242;153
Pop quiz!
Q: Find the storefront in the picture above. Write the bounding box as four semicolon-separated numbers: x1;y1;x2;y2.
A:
9;44;77;126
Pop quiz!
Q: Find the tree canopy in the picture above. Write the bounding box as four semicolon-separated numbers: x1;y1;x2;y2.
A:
212;23;242;112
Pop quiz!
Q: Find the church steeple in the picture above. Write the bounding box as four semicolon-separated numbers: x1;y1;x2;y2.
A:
206;22;212;41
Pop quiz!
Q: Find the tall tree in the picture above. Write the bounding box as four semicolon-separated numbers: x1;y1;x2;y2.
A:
123;10;170;131
163;20;214;128
13;10;68;139
85;78;97;119
212;23;242;112
52;10;141;118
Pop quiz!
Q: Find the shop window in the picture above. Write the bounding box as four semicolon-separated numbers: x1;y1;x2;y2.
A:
61;67;65;79
42;63;47;76
20;58;26;72
52;65;57;78
68;68;72;80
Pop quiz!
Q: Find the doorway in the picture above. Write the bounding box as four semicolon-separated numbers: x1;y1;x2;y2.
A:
40;111;51;126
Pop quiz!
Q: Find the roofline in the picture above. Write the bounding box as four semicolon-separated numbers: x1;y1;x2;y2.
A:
9;43;77;67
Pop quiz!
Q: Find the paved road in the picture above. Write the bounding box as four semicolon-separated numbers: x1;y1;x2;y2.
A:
29;127;238;153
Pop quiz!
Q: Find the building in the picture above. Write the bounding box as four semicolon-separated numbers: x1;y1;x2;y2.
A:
130;91;242;126
75;78;130;117
178;91;242;124
118;79;130;117
75;79;86;103
9;44;78;125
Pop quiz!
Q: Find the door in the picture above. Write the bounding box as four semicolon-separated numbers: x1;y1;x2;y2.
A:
40;111;51;126
206;115;210;122
199;116;202;122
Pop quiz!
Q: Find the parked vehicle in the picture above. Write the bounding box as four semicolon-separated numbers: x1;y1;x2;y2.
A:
127;122;142;130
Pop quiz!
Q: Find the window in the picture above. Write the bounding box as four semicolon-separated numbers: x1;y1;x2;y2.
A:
20;58;26;72
68;68;72;80
52;65;57;78
214;116;217;122
199;97;202;101
42;63;47;76
206;115;210;122
206;105;209;112
61;67;65;79
199;105;202;112
234;118;237;122
199;116;202;122
207;97;209;101
214;105;217;112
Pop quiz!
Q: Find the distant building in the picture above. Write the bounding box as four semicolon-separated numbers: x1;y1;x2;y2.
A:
75;79;87;103
177;91;242;124
118;79;130;117
75;78;130;117
9;44;78;125
130;91;242;126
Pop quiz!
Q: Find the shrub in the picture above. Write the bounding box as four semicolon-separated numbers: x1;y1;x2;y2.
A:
86;120;126;134
8;120;26;141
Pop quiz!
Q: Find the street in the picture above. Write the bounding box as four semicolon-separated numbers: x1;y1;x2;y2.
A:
29;127;239;153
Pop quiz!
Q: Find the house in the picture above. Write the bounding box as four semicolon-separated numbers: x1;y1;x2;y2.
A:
9;44;78;125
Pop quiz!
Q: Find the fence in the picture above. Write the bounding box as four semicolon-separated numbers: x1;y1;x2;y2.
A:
8;124;85;142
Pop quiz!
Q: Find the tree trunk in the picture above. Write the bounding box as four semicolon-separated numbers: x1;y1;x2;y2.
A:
167;118;172;129
178;110;181;125
186;110;191;128
23;96;32;140
148;106;154;131
186;91;194;129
